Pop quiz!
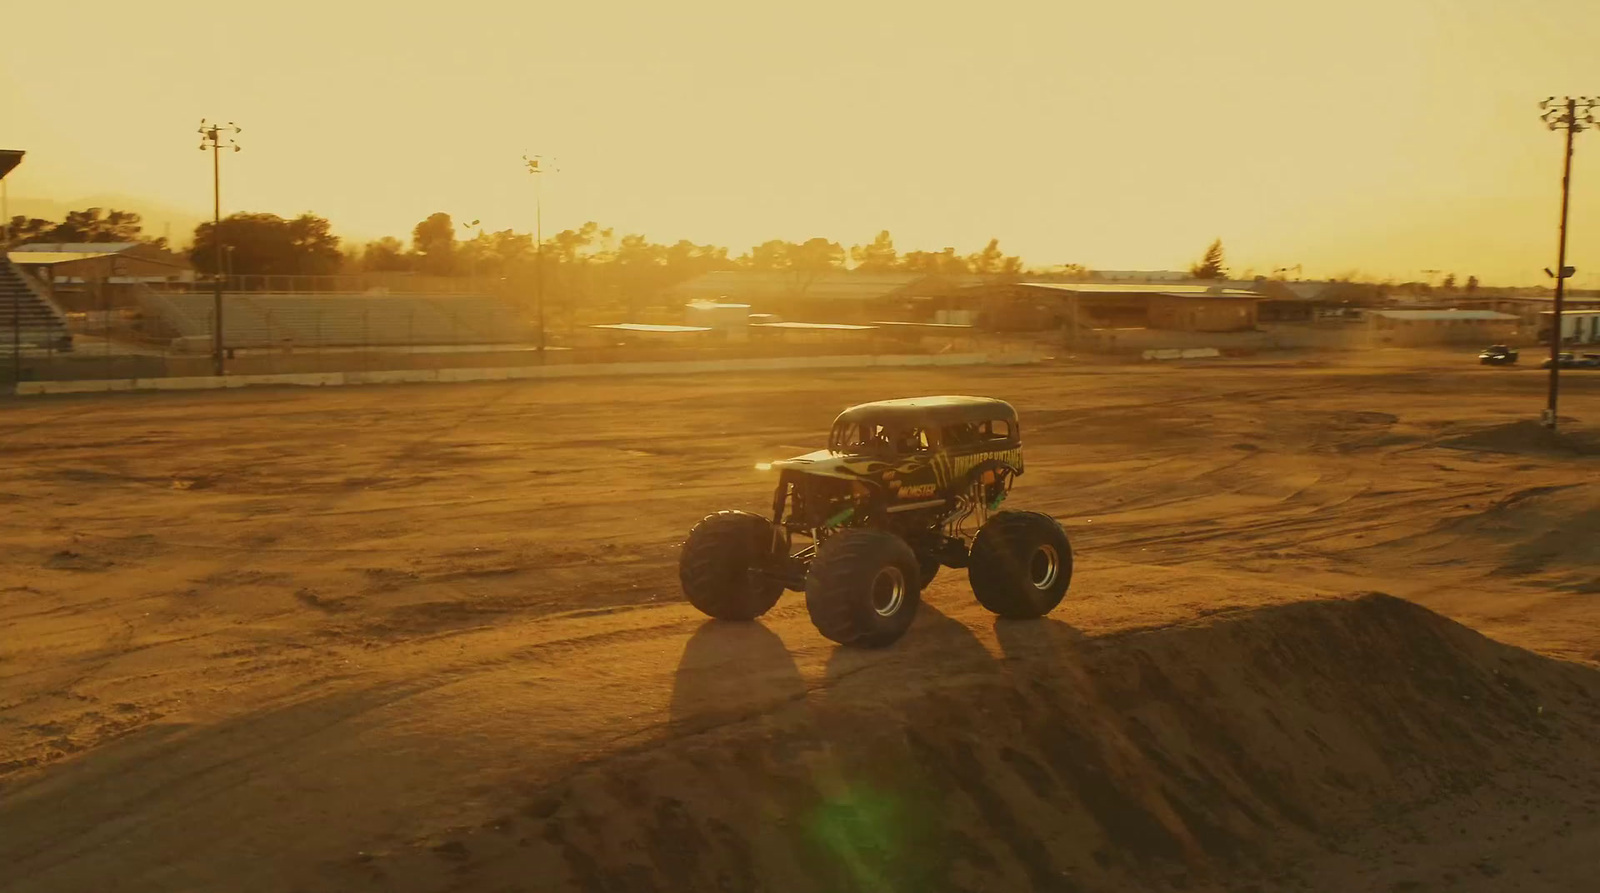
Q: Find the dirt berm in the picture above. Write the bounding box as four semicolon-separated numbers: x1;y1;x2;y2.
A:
362;594;1600;892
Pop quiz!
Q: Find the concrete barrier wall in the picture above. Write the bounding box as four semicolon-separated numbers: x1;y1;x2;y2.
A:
15;352;1043;396
1141;347;1222;361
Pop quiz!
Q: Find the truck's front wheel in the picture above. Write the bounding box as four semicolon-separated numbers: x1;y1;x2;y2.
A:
804;528;921;647
968;511;1073;618
679;511;784;620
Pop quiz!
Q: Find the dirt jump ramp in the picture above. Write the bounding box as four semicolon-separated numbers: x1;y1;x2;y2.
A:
358;593;1600;892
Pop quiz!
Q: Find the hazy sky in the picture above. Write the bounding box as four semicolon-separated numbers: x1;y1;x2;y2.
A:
4;0;1600;285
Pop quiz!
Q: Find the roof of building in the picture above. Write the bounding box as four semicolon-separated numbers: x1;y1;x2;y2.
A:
1373;310;1518;321
752;321;877;330
1016;282;1264;298
589;323;711;333
11;242;143;254
1089;270;1190;281
0;149;23;181
868;320;975;329
7;250;121;265
673;270;922;302
684;300;751;310
1273;282;1329;300
8;242;190;269
1155;290;1263;300
1482;294;1600;303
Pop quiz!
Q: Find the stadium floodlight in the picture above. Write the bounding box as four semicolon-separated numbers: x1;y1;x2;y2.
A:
522;154;560;356
197;119;243;376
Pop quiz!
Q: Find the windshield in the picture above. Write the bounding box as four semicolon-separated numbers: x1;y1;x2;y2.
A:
830;421;893;455
830;421;935;456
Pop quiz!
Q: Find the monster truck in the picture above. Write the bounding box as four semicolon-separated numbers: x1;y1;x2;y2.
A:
678;396;1072;647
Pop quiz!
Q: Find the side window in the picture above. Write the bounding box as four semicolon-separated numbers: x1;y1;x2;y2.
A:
985;419;1012;441
898;426;934;453
943;422;980;447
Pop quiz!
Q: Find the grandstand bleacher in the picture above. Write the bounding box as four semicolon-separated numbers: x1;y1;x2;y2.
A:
137;291;534;351
0;258;73;353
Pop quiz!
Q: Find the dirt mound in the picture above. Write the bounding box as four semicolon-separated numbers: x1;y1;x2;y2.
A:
357;595;1600;892
1440;419;1600;457
1421;483;1600;584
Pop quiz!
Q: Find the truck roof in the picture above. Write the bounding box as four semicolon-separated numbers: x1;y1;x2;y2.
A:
833;395;1017;427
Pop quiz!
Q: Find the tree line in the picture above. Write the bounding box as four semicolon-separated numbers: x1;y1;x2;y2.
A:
366;215;1028;283
8;208;1030;292
6;208;1505;297
6;209;167;248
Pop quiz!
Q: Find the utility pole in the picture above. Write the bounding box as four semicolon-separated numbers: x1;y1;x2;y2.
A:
523;154;556;356
198;120;241;376
1538;97;1597;430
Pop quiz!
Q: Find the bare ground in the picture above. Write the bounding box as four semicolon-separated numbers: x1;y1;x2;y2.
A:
2;351;1598;892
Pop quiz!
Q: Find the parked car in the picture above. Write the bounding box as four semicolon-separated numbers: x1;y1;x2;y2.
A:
1479;344;1519;365
1578;353;1600;369
1541;352;1578;369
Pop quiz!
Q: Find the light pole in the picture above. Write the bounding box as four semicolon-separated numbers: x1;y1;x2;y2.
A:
1538;96;1597;430
523;154;557;355
460;218;482;285
198;119;241;376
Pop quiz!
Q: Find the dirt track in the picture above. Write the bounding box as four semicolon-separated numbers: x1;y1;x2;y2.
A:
3;352;1599;892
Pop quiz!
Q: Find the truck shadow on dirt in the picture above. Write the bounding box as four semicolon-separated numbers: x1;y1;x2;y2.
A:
669;618;808;737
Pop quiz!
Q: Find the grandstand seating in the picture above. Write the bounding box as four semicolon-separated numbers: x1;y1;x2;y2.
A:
137;291;534;350
0;259;73;352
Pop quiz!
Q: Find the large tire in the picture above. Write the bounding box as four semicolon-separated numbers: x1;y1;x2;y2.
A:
679;511;784;620
968;511;1073;619
917;552;941;588
804;528;921;648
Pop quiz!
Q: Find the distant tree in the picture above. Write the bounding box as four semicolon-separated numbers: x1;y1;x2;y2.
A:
1189;238;1227;280
742;239;793;270
547;221;605;265
1442;273;1457;291
53;208;147;243
360;236;411;272
411;212;456;275
663;239;734;281
850;230;898;271
899;247;970;276
968;238;1004;275
487;229;535;270
1466;275;1479;293
788;237;845;273
609;234;666;318
967;238;1023;280
786;237;845;297
191;212;342;275
5;216;55;244
10;208;164;247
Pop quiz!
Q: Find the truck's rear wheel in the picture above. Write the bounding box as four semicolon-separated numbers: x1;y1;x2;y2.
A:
968;511;1073;618
679;511;784;620
804;528;921;648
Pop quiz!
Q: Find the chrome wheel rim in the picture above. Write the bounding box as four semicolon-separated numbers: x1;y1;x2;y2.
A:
871;565;906;617
1029;545;1059;591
